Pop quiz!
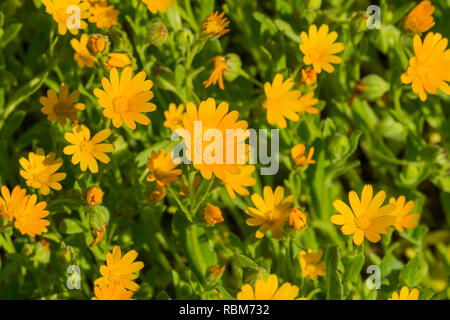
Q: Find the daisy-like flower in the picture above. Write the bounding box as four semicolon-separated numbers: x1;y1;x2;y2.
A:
245;186;294;240
263;73;319;129
288;206;307;231
301;68;317;86
299;249;326;280
94;67;157;129
215;165;256;199
299;24;344;73
19;148;66;195
291;144;316;167
63;125;115;173
202;11;230;39
14;194;50;237
389;196;420;233
104;53;131;70
41;0;90;35
92;283;133;300
0;186;28;221
331;185;396;246
141;0;174;14
164;103;184;131
203;56;228;90
203;204;224;225
95;246;144;291
400;32;450;101
237;274;300;300
178;98;249;180
88;3;119;29
39;83;85;125
146;149;182;186
389;287;420;300
404;1;435;33
71;34;98;68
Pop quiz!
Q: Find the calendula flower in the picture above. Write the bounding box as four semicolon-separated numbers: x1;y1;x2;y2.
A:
237;274;300;300
288;206;307;231
88;34;108;53
400;32;450;101
19;148;66;195
104;53;132;70
39;83;85;125
146;149;181;186
299;249;326;280
141;0;174;14
41;0;90;35
291;144;316;167
389;196;420;233
147;183;166;204
178;98;249;180
92;283;134;300
299;24;344;73
246;186;294;240
0;186;28;222
95;246;144;291
203;204;224;225
147;22;169;46
94;67;157;129
71;34;98;68
263;74;319;128
331;185;396;246
404;1;435;33
203;56;227;90
215;165;256;199
389;287;420;300
14;194;50;237
63;125;114;173
301;68;317;86
202;11;230;39
86;186;103;205
164;103;184;131
88;3;119;28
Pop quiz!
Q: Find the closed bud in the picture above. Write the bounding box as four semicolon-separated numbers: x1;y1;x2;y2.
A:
56;245;78;265
203;204;224;225
223;53;242;82
288;207;307;231
86;186;103;206
147;183;166;204
176;28;194;51
88;34;108;54
360;74;389;101
88;205;110;231
147;22;169;47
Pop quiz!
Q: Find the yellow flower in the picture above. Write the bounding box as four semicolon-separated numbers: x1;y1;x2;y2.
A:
19;148;66;195
389;196;420;233
164;103;184;131
263;73;319;128
14;194;50;238
291;144;316;167
215;165;256;199
202;11;230;39
246;186;294;240
88;34;108;53
400;32;450;101
237;274;299;300
104;53;132;70
41;0;90;35
88;3;119;28
70;34;98;68
141;0;174;14
203;204;224;225
94;67;157;129
39;83;85;125
147;183;166;204
404;1;435;33
203;56;227;90
146;148;182;186
0;186;28;222
86;186;103;205
301;68;317;86
288;206;307;231
389;287;420;300
299;24;344;73
63;125;114;173
179;98;249;180
92;283;134;300
299;249;326;280
331;185;396;246
95;246;144;291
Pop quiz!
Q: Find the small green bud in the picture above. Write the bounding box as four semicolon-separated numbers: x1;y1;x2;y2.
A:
147;22;169;46
88;205;110;231
360;74;389;101
223;53;242;82
329;135;350;160
176;28;194;51
56;245;78;265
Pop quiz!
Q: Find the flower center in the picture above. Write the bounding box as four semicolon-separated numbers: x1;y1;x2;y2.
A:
79;140;94;153
55;7;70;24
32;171;49;185
305;264;317;274
112;97;129;113
308;49;322;61
54;102;70;116
355;215;370;230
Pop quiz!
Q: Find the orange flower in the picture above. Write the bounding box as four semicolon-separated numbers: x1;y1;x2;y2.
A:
88;3;119;28
146;149;181;186
203;56;227;90
291;144;316;167
141;0;174;14
104;53;131;70
164;103;184;131
0;186;28;222
41;0;90;35
14;194;50;238
203;204;224;225
92;282;134;300
288;206;307;230
86;186;103;205
71;34;98;68
404;1;435;33
389;287;420;300
215;165;256;199
202;11;230;39
237;274;300;300
389;196;420;232
299;249;326;280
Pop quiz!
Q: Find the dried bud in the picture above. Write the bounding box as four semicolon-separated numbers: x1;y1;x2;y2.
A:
86;186;103;206
288;207;307;231
147;22;169;46
203;204;224;225
148;183;166;204
206;265;226;285
88;34;108;54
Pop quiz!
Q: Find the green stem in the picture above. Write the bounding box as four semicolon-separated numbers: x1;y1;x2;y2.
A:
192;176;215;216
240;70;264;88
0;222;13;233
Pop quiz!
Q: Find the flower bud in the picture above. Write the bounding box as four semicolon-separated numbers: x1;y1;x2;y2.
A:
328;135;350;160
88;34;108;54
148;183;166;204
288;207;307;231
301;68;317;86
206;265;226;285
86;186;103;206
88;205;110;231
147;22;169;47
176;28;194;51
360;74;389;101
56;245;78;265
203;204;224;225
223;53;242;82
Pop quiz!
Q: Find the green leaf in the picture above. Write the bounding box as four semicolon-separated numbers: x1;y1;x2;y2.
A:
343;252;365;283
0;23;22;48
380;253;403;278
274;19;300;43
325;246;344;300
0;110;25;139
399;255;421;287
59;219;84;234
